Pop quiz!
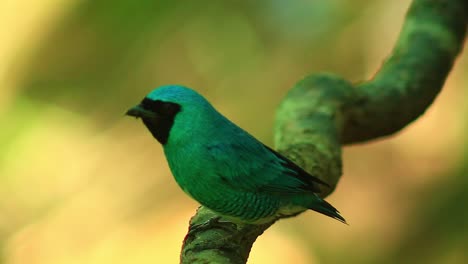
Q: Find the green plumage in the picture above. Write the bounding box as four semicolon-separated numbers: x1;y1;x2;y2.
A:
126;85;346;224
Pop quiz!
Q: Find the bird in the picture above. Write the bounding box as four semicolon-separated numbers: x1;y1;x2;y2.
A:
126;85;346;224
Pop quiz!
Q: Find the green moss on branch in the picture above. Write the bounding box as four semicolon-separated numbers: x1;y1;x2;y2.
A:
181;0;467;263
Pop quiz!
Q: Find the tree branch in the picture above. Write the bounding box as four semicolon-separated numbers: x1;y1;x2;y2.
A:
180;0;467;263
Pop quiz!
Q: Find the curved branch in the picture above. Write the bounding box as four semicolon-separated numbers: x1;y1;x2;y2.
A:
180;0;467;263
342;0;467;143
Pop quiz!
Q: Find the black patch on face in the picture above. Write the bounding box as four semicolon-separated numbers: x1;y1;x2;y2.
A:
140;98;181;144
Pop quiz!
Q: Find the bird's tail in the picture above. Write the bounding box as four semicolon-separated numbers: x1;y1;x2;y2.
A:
311;199;348;224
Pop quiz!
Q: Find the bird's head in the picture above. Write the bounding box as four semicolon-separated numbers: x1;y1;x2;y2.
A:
126;85;215;145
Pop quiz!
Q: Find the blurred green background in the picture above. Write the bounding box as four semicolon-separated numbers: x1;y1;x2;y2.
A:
1;0;467;263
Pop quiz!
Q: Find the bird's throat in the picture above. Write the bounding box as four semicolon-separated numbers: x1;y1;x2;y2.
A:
142;117;174;145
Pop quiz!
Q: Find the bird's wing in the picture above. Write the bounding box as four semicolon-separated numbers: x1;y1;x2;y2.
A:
206;141;329;194
261;144;330;191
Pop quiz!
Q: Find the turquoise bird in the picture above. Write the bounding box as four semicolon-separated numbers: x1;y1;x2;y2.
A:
126;85;346;224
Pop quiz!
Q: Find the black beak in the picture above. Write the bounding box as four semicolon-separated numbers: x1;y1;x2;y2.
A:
125;105;157;119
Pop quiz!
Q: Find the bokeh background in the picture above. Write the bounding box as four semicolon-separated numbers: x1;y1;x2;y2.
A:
1;0;467;263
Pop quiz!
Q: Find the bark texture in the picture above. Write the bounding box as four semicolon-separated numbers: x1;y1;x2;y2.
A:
181;0;468;263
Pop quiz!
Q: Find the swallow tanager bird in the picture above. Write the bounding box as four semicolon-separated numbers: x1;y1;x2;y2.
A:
126;85;346;224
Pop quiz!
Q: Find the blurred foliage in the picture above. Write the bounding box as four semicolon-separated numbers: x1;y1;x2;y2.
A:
15;0;366;125
382;151;468;264
1;0;467;263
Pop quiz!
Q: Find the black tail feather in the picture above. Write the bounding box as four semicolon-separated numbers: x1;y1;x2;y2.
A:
311;199;348;225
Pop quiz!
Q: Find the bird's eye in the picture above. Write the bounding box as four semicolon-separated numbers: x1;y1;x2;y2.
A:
159;102;181;115
140;98;180;116
141;98;156;110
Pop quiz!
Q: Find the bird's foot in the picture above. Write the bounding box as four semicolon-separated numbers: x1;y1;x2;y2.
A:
188;216;237;235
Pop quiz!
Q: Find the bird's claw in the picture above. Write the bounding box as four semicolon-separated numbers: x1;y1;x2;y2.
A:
188;216;237;235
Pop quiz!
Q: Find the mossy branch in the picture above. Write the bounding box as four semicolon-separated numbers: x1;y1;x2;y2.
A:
180;0;467;263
